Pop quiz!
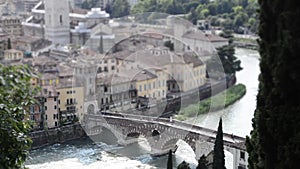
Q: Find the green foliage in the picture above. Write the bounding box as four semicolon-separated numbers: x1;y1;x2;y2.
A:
176;84;246;121
212;118;225;169
130;0;258;33
177;161;191;169
246;0;300;169
111;0;130;18
208;44;242;75
0;65;36;168
81;0;99;9
196;154;208;169
167;149;173;169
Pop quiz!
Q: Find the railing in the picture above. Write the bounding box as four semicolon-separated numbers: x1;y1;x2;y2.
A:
85;113;245;142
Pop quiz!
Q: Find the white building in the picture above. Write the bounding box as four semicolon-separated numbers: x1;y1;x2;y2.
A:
44;0;70;44
22;0;110;45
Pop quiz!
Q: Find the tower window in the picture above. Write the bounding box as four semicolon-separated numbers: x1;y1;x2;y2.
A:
60;15;63;24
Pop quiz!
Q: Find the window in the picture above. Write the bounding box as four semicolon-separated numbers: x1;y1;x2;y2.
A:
54;97;57;101
111;66;115;70
54;105;57;109
104;66;108;72
139;85;142;91
67;91;69;94
153;82;155;88
55;121;58;127
149;83;151;90
240;151;245;160
45;106;47;110
104;60;107;64
144;84;146;90
59;15;63;24
53;114;56;119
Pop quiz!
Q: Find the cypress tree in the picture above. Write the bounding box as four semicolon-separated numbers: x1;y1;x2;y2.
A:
177;161;191;169
167;149;173;169
99;35;104;54
212;118;225;169
196;154;208;169
246;0;300;169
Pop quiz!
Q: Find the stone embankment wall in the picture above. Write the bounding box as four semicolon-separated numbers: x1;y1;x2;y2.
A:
29;123;87;149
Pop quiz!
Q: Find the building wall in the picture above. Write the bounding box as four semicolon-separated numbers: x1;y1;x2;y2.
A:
0;17;23;36
57;86;84;122
3;49;23;61
151;69;168;99
44;0;70;44
44;96;59;128
97;57;116;73
24;0;40;12
182;37;215;54
136;77;157;99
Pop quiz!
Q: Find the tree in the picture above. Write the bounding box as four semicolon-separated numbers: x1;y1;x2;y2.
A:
188;7;198;25
177;161;191;169
212;118;225;169
216;45;242;75
166;0;185;15
167;149;173;169
246;0;300;169
0;65;36;168
164;40;174;51
111;0;130;18
7;38;11;49
196;154;208;169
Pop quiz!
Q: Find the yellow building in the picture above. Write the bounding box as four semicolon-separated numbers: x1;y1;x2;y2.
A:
134;70;157;98
57;79;84;124
134;68;168;100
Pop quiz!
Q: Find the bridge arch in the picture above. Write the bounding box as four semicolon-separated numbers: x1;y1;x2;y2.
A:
89;125;119;144
152;129;161;142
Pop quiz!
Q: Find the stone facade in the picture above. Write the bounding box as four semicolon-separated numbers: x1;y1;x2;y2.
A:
44;0;70;44
29;123;87;149
0;16;23;36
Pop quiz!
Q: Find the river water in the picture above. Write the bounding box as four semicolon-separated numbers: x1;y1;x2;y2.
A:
25;48;260;169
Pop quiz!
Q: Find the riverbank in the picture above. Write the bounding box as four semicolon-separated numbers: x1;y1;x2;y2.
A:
29;123;87;149
176;84;246;121
233;36;258;50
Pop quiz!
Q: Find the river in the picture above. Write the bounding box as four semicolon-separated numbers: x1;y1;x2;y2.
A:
25;48;260;169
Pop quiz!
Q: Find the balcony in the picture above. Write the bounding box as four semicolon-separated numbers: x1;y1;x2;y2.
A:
60;108;78;114
65;102;78;107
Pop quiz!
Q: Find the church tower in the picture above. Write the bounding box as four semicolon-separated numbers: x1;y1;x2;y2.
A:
44;0;70;44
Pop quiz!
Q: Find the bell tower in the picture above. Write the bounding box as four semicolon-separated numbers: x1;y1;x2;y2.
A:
44;0;70;44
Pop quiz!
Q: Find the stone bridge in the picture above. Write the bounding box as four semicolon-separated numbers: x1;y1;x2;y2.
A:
83;113;248;169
